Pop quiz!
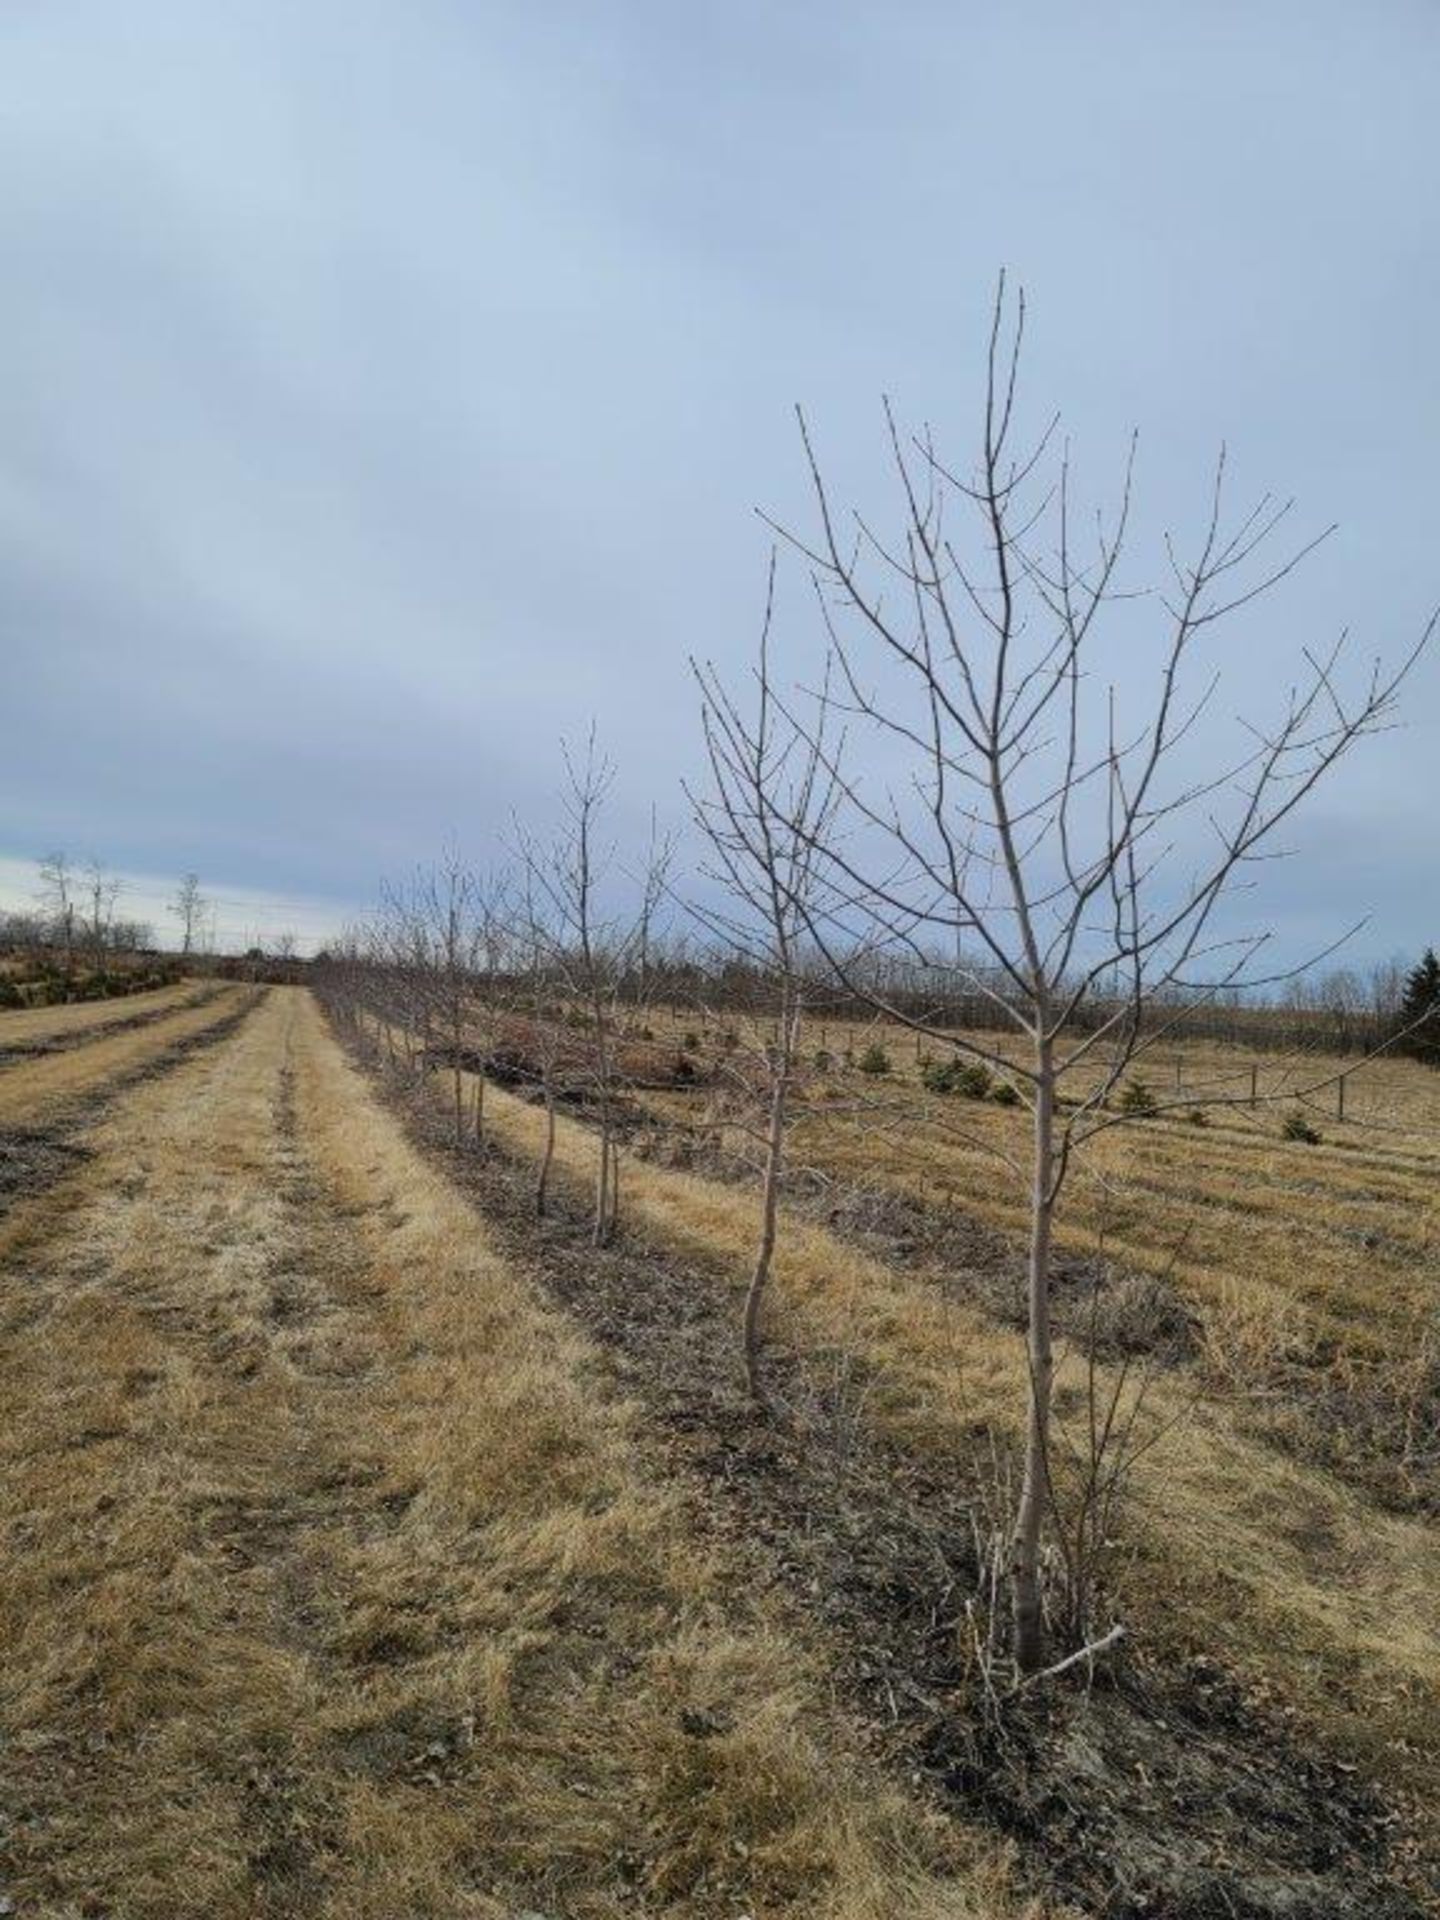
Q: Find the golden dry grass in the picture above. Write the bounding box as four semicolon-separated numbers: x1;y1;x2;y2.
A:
467;1061;1440;1835
0;977;216;1052
0;987;1038;1919
657;1005;1440;1156
633;1006;1438;1396
0;982;250;1130
781;1029;1439;1372
635;1010;1439;1492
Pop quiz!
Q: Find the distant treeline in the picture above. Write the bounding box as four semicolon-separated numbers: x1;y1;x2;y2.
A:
313;930;1436;1063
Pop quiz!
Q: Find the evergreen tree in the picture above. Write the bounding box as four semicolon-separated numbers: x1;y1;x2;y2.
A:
1398;947;1440;1065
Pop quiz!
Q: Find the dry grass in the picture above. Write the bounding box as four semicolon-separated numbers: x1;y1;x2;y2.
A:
0;983;249;1129
632;1010;1439;1502
783;1038;1439;1363
0;977;215;1052
0;988;1038;1919
467;1061;1440;1836
635;1006;1439;1364
677;1017;1440;1527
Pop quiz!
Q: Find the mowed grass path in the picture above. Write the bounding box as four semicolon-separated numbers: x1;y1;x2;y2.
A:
0;988;1029;1920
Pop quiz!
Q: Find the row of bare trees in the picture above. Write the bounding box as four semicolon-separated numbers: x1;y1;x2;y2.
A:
320;741;677;1250
316;283;1432;1677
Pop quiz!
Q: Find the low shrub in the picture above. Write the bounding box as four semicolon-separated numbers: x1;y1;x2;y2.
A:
856;1042;891;1076
1086;1269;1198;1362
990;1080;1021;1107
1118;1077;1160;1119
922;1056;992;1099
1282;1108;1322;1145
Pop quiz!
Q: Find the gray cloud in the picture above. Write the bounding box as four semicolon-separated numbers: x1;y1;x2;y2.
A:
1;0;1435;960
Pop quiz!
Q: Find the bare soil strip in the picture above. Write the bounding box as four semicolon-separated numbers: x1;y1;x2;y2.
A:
0;989;1029;1919
357;1040;1437;1920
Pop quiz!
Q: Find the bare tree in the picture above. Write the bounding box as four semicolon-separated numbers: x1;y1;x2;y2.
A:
513;848;567;1217
36;852;77;985
754;279;1430;1671
466;872;517;1152
556;737;625;1245
422;853;480;1148
83;858;121;960
112;918;155;952
170;873;207;956
690;554;842;1403
519;733;674;1247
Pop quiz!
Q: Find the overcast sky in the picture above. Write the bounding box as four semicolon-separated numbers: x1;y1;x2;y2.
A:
1;2;1436;959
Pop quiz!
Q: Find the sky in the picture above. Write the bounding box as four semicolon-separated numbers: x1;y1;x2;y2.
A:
1;2;1436;961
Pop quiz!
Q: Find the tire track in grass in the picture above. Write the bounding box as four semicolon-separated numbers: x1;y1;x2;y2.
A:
1;990;433;1916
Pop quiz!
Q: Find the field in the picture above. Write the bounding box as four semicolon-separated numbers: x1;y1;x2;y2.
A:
2;983;1437;1917
633;1012;1440;1511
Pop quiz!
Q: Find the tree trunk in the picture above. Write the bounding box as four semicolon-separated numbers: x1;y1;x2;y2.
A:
1012;1047;1056;1673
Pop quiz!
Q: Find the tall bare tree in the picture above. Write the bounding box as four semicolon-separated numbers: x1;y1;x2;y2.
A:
170;873;207;956
36;852;77;987
423;854;480;1147
753;279;1430;1670
466;872;517;1151
513;847;567;1217
83;858;121;960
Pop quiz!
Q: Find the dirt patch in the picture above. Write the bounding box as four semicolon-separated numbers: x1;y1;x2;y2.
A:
0;1128;92;1203
355;1045;1434;1920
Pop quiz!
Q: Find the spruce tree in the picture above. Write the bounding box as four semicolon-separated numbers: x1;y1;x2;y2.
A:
1398;947;1440;1065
